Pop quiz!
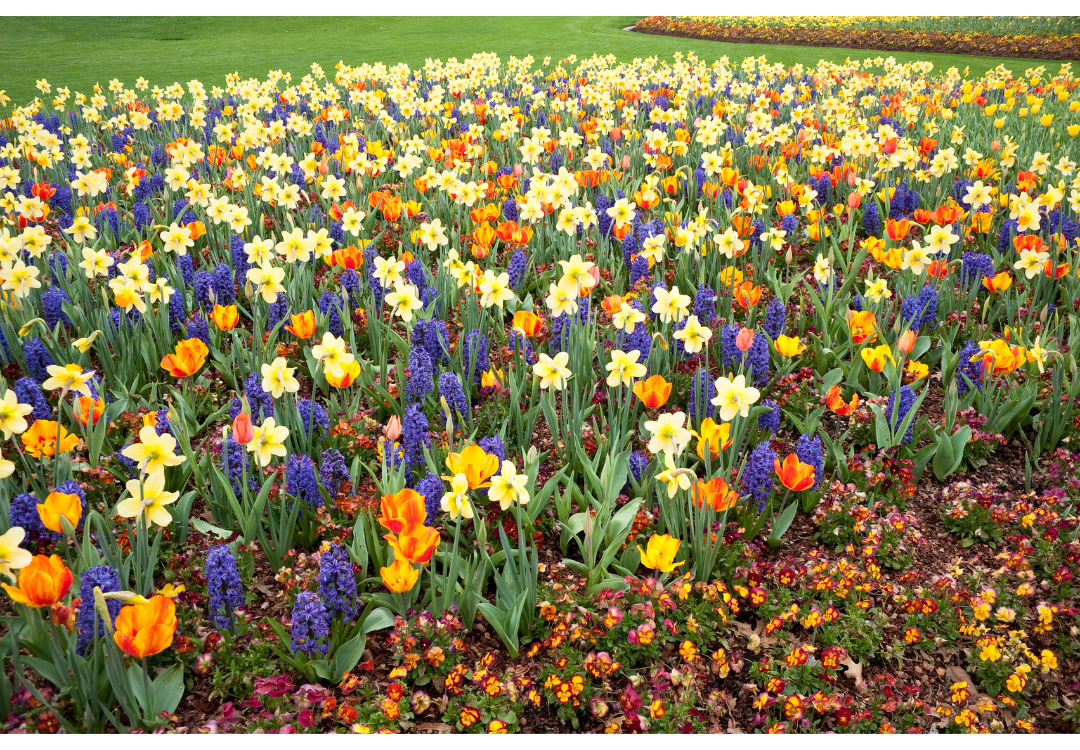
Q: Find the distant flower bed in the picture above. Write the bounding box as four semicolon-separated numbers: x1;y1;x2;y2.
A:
634;16;1080;60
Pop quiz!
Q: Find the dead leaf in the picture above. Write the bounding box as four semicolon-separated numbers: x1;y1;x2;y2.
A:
945;664;975;696
414;722;452;733
841;657;864;687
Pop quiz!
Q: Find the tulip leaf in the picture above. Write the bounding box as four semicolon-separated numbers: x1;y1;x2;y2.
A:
361;607;395;633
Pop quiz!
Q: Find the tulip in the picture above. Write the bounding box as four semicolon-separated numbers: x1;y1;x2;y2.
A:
444;445;499;490
511;310;544;337
774;454;816;492
735;327;755;352
861;344;896;372
694;478;739;512
385;523;440;565
693;418;732;461
385;415;402;441
381;558;419;593
982;271;1012;292
113;595;177;658
160;338;208;378
210;304;239;331
285;310;317;339
378;488;426;533
232;411;255;445
898;330;916;355
2;554;73;608
21;420;80;459
847;310;878;345
632;374;672;409
73;396;105;427
637;534;683;573
825;385;859;417
885;218;911;242
774;335;805;358
37;491;82;534
326;359;362;388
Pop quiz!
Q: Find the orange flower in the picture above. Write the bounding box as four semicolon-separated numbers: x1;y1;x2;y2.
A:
73;396;105;427
378;488;427;534
982;271;1012;292
495;220;520;242
378;195;403;221
325;359;362;388
285;310;317;339
774;454;816;492
693;418;732;461
861;344;896;372
21;420;80;458
973;340;1025;379
632;375;672;409
694;477;739;512
444;445;499;490
160;338;208;378
825;385;859;416
511;310;544;337
469;204;500;223
2;554;73;608
402;201;421;219
185;220;206;241
329;245;365;270
380;558;419;593
37;491;82;534
601;294;625;315
211;304;239;331
472;221;496;249
733;281;761;310
847;310;878;344
114;595;176;658
898;330;916;355
386;523;440;565
885;218;911;242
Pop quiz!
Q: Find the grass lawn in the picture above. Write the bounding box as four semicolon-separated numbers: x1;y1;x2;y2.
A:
0;16;1063;109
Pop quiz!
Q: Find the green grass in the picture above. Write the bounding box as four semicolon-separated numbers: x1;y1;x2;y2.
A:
0;16;1065;109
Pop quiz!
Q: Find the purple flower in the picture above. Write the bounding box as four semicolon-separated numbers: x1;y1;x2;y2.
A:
317;545;358;621
75;565;121;655
413;471;444;525
795;434;824;491
290;592;330;658
205;544;245;630
740;442;776;512
407;346;434;403
402;402;430;477
439;372;468;418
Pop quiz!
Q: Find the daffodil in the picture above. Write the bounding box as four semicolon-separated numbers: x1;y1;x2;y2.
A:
650;285;691;324
261;356;300;399
440;473;473;519
654;452;696;498
0;527;33;581
311;332;356;379
118;472;180;528
385;282;423;322
121;425;186;475
545;282;579;318
0;390;33;438
644;411;692;456
246;262;286;303
672;315;712;354
711;374;760;422
488;461;530;510
373;255;405;288
556;254;596;296
612;301;646;334
41;364;94;397
605;349;647;388
1014;247;1049;279
247;417;289;467
79;247;114;278
533;351;572;391
0;260;41;298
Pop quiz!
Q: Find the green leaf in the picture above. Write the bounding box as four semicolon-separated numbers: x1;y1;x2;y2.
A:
152;664;186;715
362;607;395;633
329;630;367;682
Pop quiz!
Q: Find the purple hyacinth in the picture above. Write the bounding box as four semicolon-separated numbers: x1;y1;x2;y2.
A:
286;453;322;511
13;377;51;421
402;402;430;477
187;314;210;347
317;545;359;621
414;471;444;525
290;592;330;658
795;434;824;491
205;544;245;630
9;492;59;544
42;286;71;329
319;447;349;497
75;565;121;654
439;372;469;418
23;338;55;383
740;441;776;512
297;398;330;435
762;298;785;340
758;399;780;434
407;346;434;403
212;263;235;305
478;434;505;464
693;285;716;324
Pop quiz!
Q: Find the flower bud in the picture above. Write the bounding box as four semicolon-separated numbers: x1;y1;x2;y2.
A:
898;329;916;355
386;415;402;441
735;327;755;352
232;411;255;445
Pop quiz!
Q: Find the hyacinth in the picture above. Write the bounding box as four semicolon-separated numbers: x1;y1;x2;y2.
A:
900;285;938;332
297;398;330;435
462;329;489;384
319;447;349;497
740;441;776;512
222;435;257;497
317;544;359;621
795;434;825;491
407;346;434;403
268;294;289;330
628;254;650;286
194;269;214;311
42;286;71;329
763;298;786;340
168;289;186;334
862;197;881;235
961;252;995;286
719;323;741;370
956;340;984;395
413;317;451;365
758;399;780;435
478;434;506;464
24;338;55;383
414;471;444;525
746;334;771;388
9;491;59;543
229;371;274;426
439;371;469;418
287;453;322;510
402;402;430;477
187;314;211;347
687;367;715;426
886;386;917;445
693;285;716;324
290;592;330;658
14;377;51;422
212;262;235;305
75;565;122;655
205;544;245;630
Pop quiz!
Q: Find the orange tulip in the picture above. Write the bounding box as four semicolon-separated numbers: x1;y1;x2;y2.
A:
2;554;73;608
329;245;365;270
385;523;440;565
74;396;105;427
21;420;80;458
232;412;255;445
847;310;878;345
210;304;239;331
601;294;625;315
982;271;1012;292
160;338;208;378
885;218;911;242
511;310;544;337
185;220;206;241
898;330;916;355
113;595;176;658
37;491;82;534
381;557;419;593
285;310;317;339
444;445;499;490
379;488;427;534
733;282;761;310
472;221;496;249
825;385;859;416
774;454;816;492
736;327;755;352
325;358;362;388
632;375;672;409
861;344;896;372
693;477;739;512
973;340;1024;379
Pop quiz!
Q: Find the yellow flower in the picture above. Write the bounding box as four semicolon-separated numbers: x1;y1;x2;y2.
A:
0;526;34;581
311;332;356;379
637;534;682;573
118;472;179;528
488;461;530;511
440;473;473;519
711;375;760;422
533;351;572;391
605;349;647;388
444;445;499;490
260;356;300;399
774;335;805;357
121;424;185;475
247;417;289;467
0;389;33;438
41;364;94;397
